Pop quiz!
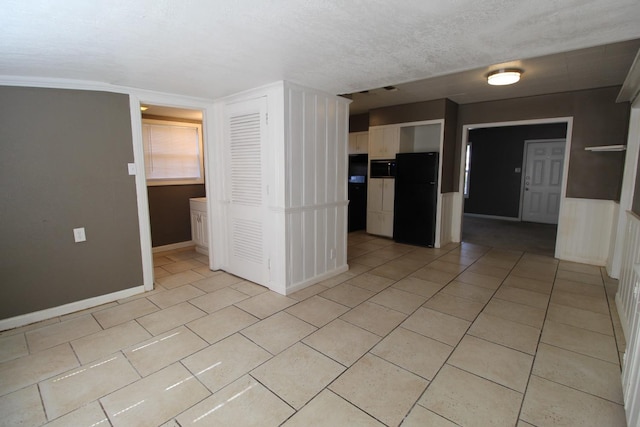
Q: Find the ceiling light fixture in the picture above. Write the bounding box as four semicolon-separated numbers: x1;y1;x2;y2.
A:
487;69;522;86
140;106;149;111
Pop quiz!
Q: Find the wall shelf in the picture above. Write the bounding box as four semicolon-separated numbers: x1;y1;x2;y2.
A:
584;145;626;152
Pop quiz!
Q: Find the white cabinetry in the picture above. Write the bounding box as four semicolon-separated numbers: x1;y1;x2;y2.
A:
348;131;368;154
369;126;399;158
367;178;395;237
190;197;208;255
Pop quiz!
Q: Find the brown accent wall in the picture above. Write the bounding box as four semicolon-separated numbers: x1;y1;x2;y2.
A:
349;113;369;132
457;87;630;200
0;86;143;320
369;99;447;126
148;184;206;247
367;98;459;193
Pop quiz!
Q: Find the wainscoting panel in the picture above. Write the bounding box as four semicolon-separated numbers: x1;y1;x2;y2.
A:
555;198;617;265
616;211;640;427
440;192;455;247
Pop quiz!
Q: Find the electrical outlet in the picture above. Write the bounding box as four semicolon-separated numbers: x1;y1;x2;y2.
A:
73;227;86;243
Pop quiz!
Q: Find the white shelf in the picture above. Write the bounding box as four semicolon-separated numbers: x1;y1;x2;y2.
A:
584;145;626;152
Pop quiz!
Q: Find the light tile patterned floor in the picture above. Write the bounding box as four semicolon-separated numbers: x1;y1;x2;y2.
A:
0;232;628;426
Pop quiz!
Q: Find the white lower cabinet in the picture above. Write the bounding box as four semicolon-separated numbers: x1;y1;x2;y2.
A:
367;178;395;237
190;198;208;255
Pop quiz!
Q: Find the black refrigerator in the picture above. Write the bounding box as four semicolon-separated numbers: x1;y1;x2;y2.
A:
393;152;438;247
348;154;368;232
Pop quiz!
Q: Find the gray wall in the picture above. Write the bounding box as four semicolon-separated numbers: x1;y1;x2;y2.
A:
457;86;630;201
0;86;143;319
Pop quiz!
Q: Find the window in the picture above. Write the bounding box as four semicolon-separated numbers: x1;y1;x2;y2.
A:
463;142;472;198
142;119;204;185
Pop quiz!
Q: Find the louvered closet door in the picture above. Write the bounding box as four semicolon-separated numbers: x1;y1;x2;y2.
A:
224;97;268;285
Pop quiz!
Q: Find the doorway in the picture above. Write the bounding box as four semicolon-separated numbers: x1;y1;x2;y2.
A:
140;104;208;256
460;119;571;256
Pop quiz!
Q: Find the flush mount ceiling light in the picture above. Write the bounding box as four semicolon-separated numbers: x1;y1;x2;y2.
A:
140;106;149;111
487;68;522;86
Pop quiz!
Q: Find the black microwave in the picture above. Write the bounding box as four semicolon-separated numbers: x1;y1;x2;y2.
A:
370;159;396;178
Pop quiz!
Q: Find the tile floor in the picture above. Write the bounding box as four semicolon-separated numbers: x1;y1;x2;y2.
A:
0;231;629;426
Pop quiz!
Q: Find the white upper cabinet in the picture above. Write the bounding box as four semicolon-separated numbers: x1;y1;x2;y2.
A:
348;131;368;154
369;126;399;158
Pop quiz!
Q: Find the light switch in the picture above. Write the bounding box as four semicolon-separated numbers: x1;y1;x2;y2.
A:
73;227;86;243
128;163;136;175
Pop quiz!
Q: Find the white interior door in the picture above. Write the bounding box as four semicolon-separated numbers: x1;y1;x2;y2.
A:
224;97;268;285
522;139;565;224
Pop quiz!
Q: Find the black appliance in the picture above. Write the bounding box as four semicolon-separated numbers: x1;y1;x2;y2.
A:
393;152;438;247
348;154;368;231
370;159;396;178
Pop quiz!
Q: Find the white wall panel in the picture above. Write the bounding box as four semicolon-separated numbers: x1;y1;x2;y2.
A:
555;198;616;265
440;193;455;246
288;88;304;207
616;211;640;427
283;83;349;293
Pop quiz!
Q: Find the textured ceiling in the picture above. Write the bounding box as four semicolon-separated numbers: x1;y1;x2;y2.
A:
2;0;640;108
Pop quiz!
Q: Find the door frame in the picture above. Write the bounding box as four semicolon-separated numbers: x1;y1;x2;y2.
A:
519;138;567;223
129;92;214;291
456;117;574;258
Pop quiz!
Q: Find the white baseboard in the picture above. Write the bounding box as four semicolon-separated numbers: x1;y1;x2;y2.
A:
282;264;350;295
0;285;146;332
152;241;194;253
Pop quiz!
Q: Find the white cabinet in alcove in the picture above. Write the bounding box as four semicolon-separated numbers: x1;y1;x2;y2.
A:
367;178;395;237
190;197;208;255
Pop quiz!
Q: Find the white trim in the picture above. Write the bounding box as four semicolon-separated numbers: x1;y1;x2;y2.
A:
152;241;195;253
0;286;146;332
129;95;155;292
464;213;520;222
457;117;573;259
